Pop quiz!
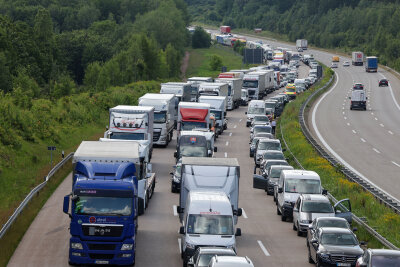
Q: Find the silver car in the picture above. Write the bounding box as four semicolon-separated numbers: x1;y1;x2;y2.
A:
187;247;236;267
254;139;282;167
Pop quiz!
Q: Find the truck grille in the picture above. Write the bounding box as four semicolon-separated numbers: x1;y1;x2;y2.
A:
82;224;123;237
89;253;114;260
88;243;116;250
153;131;161;142
330;255;358;264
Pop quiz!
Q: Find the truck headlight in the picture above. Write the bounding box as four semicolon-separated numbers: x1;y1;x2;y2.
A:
185;243;195;249
121;254;132;258
121;244;133;250
71;242;83;250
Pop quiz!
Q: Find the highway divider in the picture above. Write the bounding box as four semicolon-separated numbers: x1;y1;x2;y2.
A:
277;67;400;249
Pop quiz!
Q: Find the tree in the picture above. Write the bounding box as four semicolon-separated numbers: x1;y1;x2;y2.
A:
210;55;222;71
192;26;211;48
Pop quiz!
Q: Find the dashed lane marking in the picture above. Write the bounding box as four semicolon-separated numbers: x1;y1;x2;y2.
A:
373;148;381;154
352;130;357;134
392;161;400;168
242;208;248;219
173;205;178;216
224;152;227;158
226;141;229;146
178;238;182;253
257;240;271;257
380;124;384;127
229;132;232;136
360;138;366;143
388;131;394;135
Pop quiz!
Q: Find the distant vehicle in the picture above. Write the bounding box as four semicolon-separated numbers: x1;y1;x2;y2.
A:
220;25;231;34
246;100;266;127
332;56;340;62
187;247;236;267
296;39;308;50
356;249;400;267
379;79;389;87
208;256;254;267
285;83;297;100
250;115;270;128
366;56;378;72
249;136;269;157
331;62;338;68
297;47;303;52
352;51;364;66
307;227;364;266
349;90;367;110
343;61;350;67
254;139;283;167
250;125;272;142
265;165;293;196
353;83;364;90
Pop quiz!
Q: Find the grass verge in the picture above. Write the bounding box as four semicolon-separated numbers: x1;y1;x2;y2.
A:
276;67;400;248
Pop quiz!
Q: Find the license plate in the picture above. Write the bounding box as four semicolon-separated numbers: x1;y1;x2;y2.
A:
95;260;109;264
337;263;350;267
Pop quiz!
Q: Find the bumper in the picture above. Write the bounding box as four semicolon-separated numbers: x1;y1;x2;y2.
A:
318;256;357;267
282;204;294;218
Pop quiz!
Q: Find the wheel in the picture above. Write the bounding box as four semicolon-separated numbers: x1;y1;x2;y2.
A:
308;247;314;263
350;107;353;110
316;257;322;267
276;206;281;215
293;222;297;231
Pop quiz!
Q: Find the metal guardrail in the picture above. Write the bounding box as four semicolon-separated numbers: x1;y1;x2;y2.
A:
279;74;398;250
0;152;74;239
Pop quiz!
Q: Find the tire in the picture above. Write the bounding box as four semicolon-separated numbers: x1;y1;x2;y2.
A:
308;247;314;264
281;214;286;222
297;224;302;236
266;189;272;195
276;206;281;215
316;257;322;267
293;222;297;231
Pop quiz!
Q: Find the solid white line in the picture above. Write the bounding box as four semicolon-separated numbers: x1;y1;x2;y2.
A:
234;125;237;128
311;72;400;204
388;131;394;135
226;141;229;146
241;208;248;219
173;205;178;216
224;152;227;158
229;132;232;136
178;238;182;253
380;123;384;127
257;240;270;256
392;161;400;168
373;148;381;154
360;138;366;143
379;73;400;111
352;130;356;134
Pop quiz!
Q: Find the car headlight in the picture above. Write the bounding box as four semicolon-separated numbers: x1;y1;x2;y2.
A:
185;243;195;249
319;253;330;260
121;244;133;251
71;242;83;250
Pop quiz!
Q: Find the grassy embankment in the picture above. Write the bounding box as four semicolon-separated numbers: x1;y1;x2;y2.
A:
276;67;400;248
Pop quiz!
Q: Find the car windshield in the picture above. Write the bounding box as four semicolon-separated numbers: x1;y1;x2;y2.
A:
285;179;321;193
270;168;286;178
248;107;265;114
286;88;295;92
371;255;400;266
197;253;234;267
317;220;349;229
243;80;258;88
254;127;272;134
320;233;358;246
265;102;276;109
154;111;167;123
254;116;269;122
182;121;208;131
302;201;334;213
210;110;222;120
259;142;281;151
187;214;233;235
110;132;145;140
75;196;132;216
180;146;207;157
263;152;285;160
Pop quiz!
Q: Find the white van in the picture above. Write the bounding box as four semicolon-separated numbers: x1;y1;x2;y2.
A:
277;170;326;221
245;100;266;127
179;191;241;265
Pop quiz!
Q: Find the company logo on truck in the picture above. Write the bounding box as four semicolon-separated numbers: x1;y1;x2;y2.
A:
89;216;96;223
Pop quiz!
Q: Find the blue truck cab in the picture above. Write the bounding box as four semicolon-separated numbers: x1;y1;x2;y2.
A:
63;141;142;265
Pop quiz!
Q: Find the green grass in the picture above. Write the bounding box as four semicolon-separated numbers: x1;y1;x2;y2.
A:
186;45;244;78
276;67;400;248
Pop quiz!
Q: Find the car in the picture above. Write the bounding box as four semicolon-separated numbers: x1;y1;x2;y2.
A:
250;125;272;142
343;61;350;67
293;195;352;237
249;136;270;157
297;48;303;52
307;227;364;266
187;247;236;267
254;139;283;167
250;115;270;128
378;79;389;87
170;160;182;193
259;159;289;176
208;256;254;267
307;217;353;245
267;165;294;196
356;249;400;267
331;62;338;68
259;150;286;171
353;83;364;90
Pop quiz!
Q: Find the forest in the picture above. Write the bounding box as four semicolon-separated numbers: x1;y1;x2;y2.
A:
186;0;400;70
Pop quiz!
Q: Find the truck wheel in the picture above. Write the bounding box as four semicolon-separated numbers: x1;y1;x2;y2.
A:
138;198;145;215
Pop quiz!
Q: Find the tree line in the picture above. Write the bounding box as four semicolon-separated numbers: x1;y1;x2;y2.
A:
186;0;400;70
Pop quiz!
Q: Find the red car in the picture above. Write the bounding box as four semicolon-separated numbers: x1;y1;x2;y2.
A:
379;79;389;86
353;83;364;90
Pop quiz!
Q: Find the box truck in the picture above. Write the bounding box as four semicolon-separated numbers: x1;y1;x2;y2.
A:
365;56;378;72
199;96;227;134
352;51;364;66
215;77;242;110
296;39;308;50
160;82;192;102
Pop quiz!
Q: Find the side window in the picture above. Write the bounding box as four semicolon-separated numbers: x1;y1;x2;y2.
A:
279;177;284;189
296;198;301;210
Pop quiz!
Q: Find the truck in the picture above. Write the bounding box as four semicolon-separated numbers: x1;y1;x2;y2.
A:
349;90;367;110
178;102;211;134
139;93;175;147
187;77;213;102
215;77;242;110
242;72;267;100
352;51;364;66
104;105;154;160
220;25;231;34
296;39;308;50
365;56;378;72
178;130;217;158
179;191;241;266
218;72;242;79
160;82;192;102
63;141;151;265
332;56;340;62
199;95;227;135
198;82;229;100
255;69;274;93
177;157;242;224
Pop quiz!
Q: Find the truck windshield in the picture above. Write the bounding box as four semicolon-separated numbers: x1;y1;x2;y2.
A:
243;80;258;88
302;201;334;213
75;196;132;216
180;146;207;157
181;121;208;131
154;111;167;123
248;89;256;96
210;110;222;120
241;91;247;97
200;91;219;96
110;132;145;140
248;107;264;114
187;214;233;235
285;179;321;194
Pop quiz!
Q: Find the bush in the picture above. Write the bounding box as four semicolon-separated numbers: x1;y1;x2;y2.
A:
209;54;222;71
192;26;211;49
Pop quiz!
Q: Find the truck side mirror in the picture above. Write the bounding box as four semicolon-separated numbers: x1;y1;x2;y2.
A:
278;187;283;193
105;125;109;130
245;112;247;114
63;195;72;218
174;151;177;158
236;208;243;217
179;226;185;235
177;206;184;213
235;228;242;236
322;189;328;195
214;146;218;152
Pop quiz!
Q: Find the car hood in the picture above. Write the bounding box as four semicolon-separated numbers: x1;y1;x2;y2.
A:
319;245;363;255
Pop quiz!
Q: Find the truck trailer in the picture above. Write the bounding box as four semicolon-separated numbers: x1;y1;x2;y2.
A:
199;95;227;135
365;56;378;72
352;51;364;66
215;77;242;110
160;82;192;102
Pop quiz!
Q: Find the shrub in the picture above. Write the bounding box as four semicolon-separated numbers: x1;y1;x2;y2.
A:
209;54;222;71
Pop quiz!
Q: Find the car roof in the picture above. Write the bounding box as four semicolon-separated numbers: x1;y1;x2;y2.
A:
263;150;284;154
319;227;352;234
197;247;236;255
316;217;347;223
259;139;280;144
301;194;330;202
270;165;293;170
369;249;400;256
212;256;253;266
253;125;271;128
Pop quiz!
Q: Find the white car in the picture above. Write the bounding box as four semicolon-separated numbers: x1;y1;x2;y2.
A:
331;62;338;68
208;256;254;267
343;61;350;67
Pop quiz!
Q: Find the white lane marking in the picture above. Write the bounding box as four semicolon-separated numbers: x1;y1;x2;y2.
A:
239;119;242;122
224;152;227;158
373;148;381;154
342;111;345;114
178;238;182;253
388;130;394;135
347;122;350;126
380;123;384;127
342;107;345;110
360;138;366;143
375;117;378;120
173;205;178;216
344;116;347;120
242;208;248;219
229;132;232;136
392;161;400;168
352;130;356;134
342;103;345;106
234;125;237;128
226;141;229;146
311;72;400;204
371;112;374;115
379;73;400;111
257;240;271;256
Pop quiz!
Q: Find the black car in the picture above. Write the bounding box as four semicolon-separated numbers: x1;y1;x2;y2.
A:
356;248;400;267
170;160;182;193
306;217;353;245
378;79;389;87
308;227;363;267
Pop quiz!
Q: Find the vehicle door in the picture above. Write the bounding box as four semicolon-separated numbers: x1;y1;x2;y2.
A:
277;177;285;210
334;199;352;224
310;230;321;261
293;197;301;225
